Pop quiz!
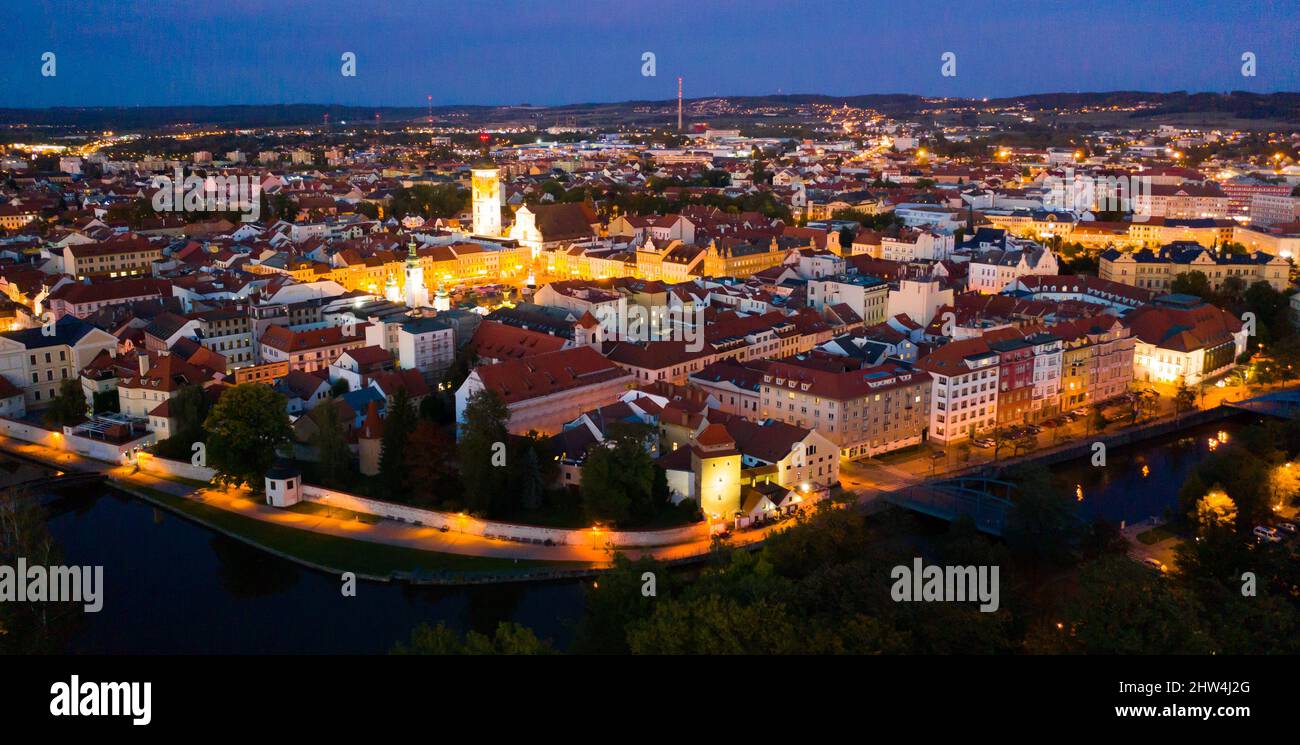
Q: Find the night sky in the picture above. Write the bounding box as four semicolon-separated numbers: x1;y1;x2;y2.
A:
2;0;1298;108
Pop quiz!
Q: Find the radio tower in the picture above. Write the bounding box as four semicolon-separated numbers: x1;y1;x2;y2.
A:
677;76;683;131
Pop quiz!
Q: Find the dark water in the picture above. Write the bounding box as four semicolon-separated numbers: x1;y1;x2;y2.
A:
42;490;586;654
1052;416;1253;525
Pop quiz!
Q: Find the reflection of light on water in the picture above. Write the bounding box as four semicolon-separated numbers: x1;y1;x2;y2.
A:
1141;465;1150;478
1075;484;1083;502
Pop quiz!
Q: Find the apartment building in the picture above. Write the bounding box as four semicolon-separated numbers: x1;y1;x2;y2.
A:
45;278;172;320
758;358;931;460
0;317;118;410
806;273;889;326
259;324;367;374
62;238;162;279
1099;244;1289;292
967;245;1060;294
1051;315;1135;410
455;345;635;436
916;338;1001;444
192;307;255;371
1125;298;1247;386
1131;183;1229;219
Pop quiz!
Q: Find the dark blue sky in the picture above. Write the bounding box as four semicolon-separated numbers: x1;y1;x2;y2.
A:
3;0;1298;108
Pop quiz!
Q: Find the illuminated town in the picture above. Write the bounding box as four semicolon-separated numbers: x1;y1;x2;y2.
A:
0;3;1296;677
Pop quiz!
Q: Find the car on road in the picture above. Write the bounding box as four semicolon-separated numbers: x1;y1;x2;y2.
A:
972;438;995;448
1276;522;1296;535
1024;424;1044;435
1254;526;1282;543
1143;558;1167;573
1071;408;1088;417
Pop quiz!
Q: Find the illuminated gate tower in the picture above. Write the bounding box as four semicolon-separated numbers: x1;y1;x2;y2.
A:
471;166;502;237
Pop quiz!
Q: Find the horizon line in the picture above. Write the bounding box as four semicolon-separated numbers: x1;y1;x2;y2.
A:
4;88;1300;113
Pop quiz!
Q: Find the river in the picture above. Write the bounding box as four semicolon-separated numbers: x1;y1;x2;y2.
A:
39;489;586;654
16;414;1256;653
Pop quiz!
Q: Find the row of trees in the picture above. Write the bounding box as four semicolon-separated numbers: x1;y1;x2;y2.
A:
1170;271;1292;347
388;183;468;220
439;458;1295;655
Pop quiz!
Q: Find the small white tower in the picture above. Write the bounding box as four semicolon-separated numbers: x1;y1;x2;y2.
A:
471;167;502;237
404;239;429;308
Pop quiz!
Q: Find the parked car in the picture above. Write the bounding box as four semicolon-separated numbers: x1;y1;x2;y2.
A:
1024;424;1043;435
1276;522;1296;535
1143;558;1167;573
1071;408;1088;417
972;438;995;448
1253;526;1282;543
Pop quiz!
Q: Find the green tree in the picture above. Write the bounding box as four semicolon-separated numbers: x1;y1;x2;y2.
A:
580;422;656;524
43;378;87;428
404;420;457;507
204;383;293;489
515;442;546;512
0;486;77;653
171;384;208;442
1044;555;1213;654
1174;382;1197;414
1088;404;1107;433
91;389;119;415
312;402;351;488
627;595;803;654
573;555;672;654
1003;464;1082;567
1170;270;1212;299
392;622;554;655
457;388;512;515
379;388;416;496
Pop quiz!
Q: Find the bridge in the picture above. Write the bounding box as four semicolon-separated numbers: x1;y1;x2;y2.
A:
1225;390;1300;419
881;476;1017;536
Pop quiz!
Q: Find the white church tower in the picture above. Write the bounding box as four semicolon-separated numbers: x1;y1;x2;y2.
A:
403;239;429;308
471;166;502;237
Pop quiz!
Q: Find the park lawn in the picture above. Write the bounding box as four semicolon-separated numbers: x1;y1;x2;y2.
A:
129;485;592;577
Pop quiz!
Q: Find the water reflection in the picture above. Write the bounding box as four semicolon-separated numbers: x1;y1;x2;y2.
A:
40;487;584;654
1053;417;1252;525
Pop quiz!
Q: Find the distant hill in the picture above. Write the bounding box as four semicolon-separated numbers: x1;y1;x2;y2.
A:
2;91;1298;130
